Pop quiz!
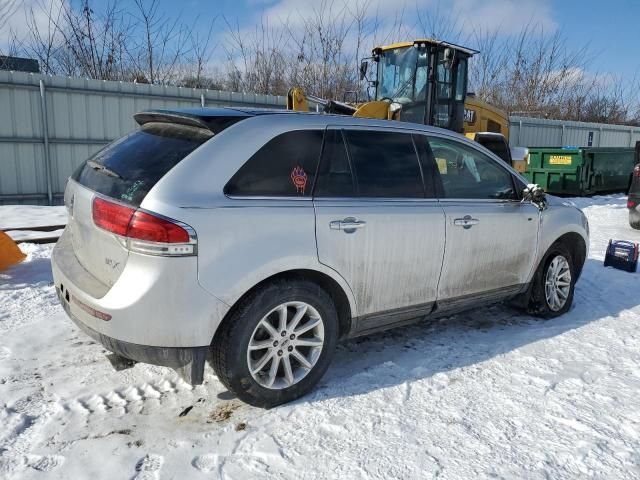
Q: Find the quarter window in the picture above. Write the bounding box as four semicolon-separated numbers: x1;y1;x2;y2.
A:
427;137;516;200
224;130;323;197
343;130;424;198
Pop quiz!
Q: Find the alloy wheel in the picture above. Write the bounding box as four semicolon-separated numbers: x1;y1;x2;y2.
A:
544;255;572;311
246;301;324;390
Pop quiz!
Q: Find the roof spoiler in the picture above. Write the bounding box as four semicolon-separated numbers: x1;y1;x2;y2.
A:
134;110;213;131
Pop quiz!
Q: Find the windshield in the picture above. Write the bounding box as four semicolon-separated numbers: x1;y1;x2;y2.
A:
376;47;428;103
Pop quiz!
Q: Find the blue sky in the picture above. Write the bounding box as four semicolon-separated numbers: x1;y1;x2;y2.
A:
154;0;640;83
552;0;639;82
3;0;639;84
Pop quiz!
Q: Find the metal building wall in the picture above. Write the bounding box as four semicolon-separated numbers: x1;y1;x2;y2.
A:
509;116;640;149
0;71;286;205
4;71;640;206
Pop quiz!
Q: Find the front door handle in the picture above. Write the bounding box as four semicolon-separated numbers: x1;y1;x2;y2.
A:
453;215;479;229
330;217;366;233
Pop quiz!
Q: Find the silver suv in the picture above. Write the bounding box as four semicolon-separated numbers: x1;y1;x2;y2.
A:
52;108;589;407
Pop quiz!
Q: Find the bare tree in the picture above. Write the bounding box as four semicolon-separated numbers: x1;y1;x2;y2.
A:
0;0;18;34
223;15;290;95
183;17;218;88
416;3;463;42
23;0;64;74
129;0;192;84
0;0;20;56
8;0;639;125
42;0;131;79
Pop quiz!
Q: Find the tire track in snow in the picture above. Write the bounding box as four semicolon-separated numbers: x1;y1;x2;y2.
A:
0;377;193;476
61;378;193;417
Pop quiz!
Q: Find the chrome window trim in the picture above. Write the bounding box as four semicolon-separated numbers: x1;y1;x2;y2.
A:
224;196;443;204
224;194;313;201
313;196;441;204
436;198;522;204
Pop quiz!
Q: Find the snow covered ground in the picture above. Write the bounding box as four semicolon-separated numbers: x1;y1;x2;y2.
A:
0;206;67;230
1;195;640;479
1;205;67;243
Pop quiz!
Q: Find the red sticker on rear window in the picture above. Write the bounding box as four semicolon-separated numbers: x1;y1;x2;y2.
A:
291;166;308;194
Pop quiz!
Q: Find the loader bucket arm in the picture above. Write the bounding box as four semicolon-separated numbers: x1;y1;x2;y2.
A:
287;87;309;112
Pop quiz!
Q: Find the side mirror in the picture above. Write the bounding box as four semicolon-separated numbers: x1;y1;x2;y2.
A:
522;184;547;211
359;60;369;81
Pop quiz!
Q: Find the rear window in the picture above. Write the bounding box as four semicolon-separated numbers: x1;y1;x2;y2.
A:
72;122;211;206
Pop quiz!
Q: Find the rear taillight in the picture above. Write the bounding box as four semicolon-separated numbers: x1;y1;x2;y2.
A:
128;211;190;243
634;164;640;177
93;197;136;236
92;197;196;256
629;199;638;209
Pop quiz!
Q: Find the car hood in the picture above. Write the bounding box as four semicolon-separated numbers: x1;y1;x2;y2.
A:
545;194;577;208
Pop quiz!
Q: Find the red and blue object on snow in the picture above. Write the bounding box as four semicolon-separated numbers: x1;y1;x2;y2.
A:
604;240;639;273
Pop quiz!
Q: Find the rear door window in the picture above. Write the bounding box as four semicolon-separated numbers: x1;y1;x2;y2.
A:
72;122;211;206
224;130;323;197
343;130;425;198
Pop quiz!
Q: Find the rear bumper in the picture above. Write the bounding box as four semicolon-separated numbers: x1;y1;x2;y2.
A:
57;285;207;384
51;228;230;347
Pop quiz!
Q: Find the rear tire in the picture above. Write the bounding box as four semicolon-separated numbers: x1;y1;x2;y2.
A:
210;279;338;408
527;243;576;319
630;220;640;230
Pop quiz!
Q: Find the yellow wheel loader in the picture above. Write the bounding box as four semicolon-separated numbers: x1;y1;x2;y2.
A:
287;39;525;169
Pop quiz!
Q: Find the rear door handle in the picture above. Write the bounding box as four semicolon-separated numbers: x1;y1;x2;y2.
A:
330;217;366;233
453;215;479;229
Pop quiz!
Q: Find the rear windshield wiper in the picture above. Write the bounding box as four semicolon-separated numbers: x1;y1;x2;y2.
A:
87;160;122;179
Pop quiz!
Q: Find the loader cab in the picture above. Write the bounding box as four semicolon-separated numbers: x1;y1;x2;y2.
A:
369;40;478;132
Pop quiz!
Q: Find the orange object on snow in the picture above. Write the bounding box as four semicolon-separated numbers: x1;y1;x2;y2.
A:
0;231;26;271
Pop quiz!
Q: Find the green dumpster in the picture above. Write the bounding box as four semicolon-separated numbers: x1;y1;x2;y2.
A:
583;148;636;193
523;147;635;196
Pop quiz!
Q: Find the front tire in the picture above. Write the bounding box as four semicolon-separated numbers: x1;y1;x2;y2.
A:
210;279;338;408
527;244;576;318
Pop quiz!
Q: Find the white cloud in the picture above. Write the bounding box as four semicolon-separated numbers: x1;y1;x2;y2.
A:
0;0;65;50
450;0;557;36
255;0;557;37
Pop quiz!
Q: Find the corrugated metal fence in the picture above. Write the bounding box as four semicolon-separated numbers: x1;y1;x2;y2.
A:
0;71;286;205
509;116;640;149
2;70;640;205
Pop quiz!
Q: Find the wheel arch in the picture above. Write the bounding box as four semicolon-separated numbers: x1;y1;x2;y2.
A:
551;232;587;280
212;269;355;346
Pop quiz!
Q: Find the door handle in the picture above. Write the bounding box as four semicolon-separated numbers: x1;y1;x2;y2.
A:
453;215;479;229
329;217;366;233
